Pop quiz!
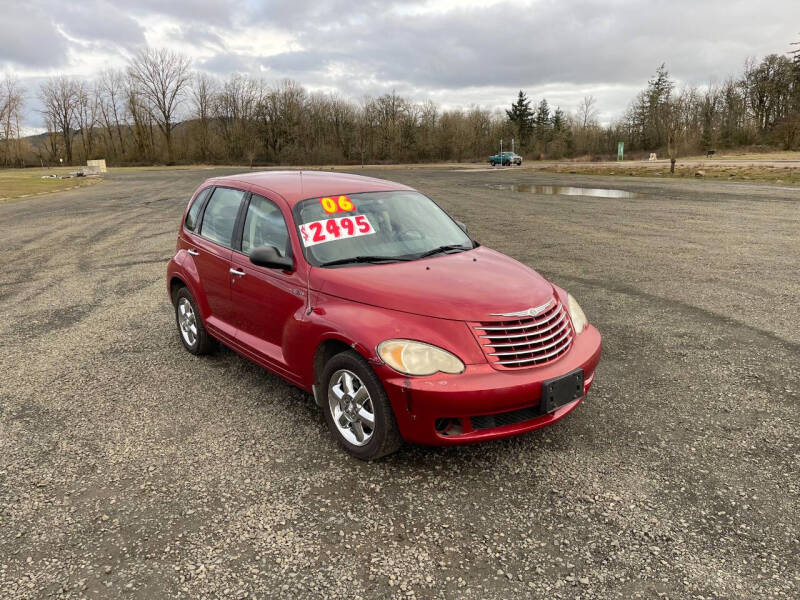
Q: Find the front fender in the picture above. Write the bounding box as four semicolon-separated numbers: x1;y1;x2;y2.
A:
286;291;486;386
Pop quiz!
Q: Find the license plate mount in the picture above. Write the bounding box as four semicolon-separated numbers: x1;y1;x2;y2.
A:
540;368;584;413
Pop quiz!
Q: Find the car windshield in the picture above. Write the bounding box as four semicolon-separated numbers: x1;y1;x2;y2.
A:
293;190;474;267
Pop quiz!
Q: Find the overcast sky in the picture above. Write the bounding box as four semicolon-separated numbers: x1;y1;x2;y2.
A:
1;0;797;131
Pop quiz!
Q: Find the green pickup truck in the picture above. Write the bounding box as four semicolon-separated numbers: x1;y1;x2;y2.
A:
489;151;522;166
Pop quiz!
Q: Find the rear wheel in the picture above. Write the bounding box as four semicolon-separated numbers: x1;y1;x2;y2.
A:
174;287;215;355
321;350;402;460
490;160;496;166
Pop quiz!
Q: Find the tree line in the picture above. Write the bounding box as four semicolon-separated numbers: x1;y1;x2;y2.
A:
1;42;799;168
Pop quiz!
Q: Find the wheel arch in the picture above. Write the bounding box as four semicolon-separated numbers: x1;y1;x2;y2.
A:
169;275;188;305
311;336;372;406
167;254;211;319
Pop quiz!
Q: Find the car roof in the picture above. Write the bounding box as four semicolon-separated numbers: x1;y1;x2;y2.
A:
202;170;414;207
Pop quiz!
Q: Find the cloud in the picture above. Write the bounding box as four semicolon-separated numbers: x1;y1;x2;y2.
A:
111;0;235;25
5;0;800;130
198;52;259;74
0;4;70;69
175;24;226;51
50;1;146;50
263;0;796;89
261;50;347;75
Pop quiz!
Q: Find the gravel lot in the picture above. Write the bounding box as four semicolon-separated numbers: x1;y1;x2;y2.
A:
1;167;798;599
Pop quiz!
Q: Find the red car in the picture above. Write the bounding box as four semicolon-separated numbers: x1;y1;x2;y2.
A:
167;171;601;459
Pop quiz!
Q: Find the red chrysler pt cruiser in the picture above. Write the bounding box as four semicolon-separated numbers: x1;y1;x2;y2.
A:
167;171;601;459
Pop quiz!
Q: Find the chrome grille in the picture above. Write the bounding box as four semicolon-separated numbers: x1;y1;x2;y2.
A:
471;298;574;369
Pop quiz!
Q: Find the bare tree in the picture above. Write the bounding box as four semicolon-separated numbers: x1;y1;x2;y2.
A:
39;76;80;164
127;48;191;163
190;73;217;162
98;69;128;160
577;95;598;128
76;81;100;161
215;74;260;160
256;79;305;162
0;75;25;166
125;75;156;163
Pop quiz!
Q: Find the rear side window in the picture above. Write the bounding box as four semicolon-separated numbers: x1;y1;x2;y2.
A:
200;187;245;248
185;187;212;232
241;194;291;256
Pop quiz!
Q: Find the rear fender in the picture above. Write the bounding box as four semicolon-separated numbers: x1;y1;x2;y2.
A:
167;250;211;319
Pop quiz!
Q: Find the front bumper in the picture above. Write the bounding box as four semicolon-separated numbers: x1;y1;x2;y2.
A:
377;324;601;445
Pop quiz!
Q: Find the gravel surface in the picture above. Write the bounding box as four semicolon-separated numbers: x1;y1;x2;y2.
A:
1;167;798;599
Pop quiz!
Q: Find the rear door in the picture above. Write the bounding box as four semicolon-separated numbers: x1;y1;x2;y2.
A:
188;186;247;337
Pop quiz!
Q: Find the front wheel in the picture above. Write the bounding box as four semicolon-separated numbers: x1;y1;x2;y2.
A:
490;161;496;166
321;350;402;460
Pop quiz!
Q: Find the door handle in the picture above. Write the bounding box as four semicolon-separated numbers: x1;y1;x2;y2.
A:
187;249;199;256
229;268;246;276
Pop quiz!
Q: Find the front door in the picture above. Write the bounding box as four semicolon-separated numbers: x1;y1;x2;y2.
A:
230;193;307;371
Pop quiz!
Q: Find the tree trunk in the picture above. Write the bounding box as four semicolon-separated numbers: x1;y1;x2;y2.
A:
668;133;676;174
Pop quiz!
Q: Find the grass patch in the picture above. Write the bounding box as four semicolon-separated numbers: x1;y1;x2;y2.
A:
0;167;102;201
681;150;800;161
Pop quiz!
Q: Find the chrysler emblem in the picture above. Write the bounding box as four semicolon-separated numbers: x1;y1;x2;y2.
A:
490;298;554;318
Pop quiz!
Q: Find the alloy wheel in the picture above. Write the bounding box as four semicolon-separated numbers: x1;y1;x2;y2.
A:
328;369;376;446
177;297;198;347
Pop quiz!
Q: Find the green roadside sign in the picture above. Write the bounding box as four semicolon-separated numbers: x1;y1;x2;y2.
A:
617;142;624;161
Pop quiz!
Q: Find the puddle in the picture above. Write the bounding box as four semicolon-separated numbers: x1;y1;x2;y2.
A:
488;184;636;198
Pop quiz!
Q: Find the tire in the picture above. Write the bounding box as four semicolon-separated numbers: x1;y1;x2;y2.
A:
174;287;215;355
490;161;496;166
321;350;402;460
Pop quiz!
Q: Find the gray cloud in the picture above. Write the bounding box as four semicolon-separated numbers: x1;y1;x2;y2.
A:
51;1;145;50
266;0;796;89
0;4;70;69
176;24;226;51
198;52;258;74
5;0;799;131
110;0;235;25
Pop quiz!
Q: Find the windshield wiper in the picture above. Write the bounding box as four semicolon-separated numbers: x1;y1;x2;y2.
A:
415;243;473;259
318;255;416;267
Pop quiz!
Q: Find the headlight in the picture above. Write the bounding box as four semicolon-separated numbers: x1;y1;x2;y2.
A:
567;293;588;335
377;340;465;376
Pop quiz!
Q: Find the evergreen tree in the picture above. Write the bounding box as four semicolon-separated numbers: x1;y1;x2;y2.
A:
551;107;566;132
644;63;674;148
506;90;533;147
549;107;572;157
534;99;551;143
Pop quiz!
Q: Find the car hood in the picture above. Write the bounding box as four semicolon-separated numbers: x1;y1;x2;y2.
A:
309;246;555;321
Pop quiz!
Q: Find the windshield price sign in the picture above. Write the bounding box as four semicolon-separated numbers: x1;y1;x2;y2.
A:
300;215;375;247
320;195;355;214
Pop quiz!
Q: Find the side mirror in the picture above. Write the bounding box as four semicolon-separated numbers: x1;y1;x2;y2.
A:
456;220;468;234
250;245;293;271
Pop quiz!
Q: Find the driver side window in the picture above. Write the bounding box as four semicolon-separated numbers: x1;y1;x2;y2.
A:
241;194;291;256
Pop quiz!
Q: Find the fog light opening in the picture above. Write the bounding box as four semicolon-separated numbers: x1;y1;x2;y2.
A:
435;418;463;437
